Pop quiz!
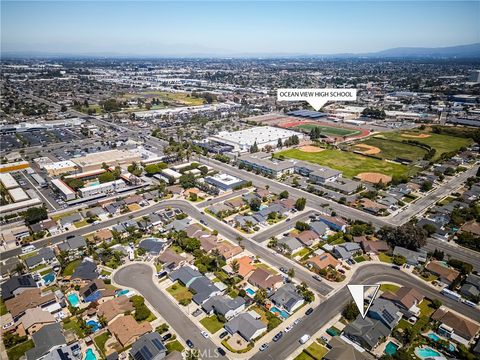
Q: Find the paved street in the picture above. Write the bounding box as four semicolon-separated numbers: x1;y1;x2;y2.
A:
423;237;480;271
113;263;225;359
253;263;480;360
251;210;315;242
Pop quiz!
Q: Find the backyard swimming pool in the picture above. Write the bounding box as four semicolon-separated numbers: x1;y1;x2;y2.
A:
116;289;130;297
385;341;399;356
86;320;102;332
427;332;455;352
42;272;55;285
245;288;256;296
270;306;289;319
415;347;443;359
84;348;97;360
67;293;80;307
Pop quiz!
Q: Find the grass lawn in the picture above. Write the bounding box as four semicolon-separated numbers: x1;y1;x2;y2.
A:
255;262;278;274
304;342;329;359
275;149;414;179
418;299;435;317
200;315;224;334
63;317;85;338
166;340;184;353
1;298;8;315
356;136;428;161
166;283;193;303
293;248;311;258
251;305;269;324
378;253;393;263
6;340;34;360
396;319;411;331
51;210;78;221
94;332;110;356
293;351;315;360
73;219;89;228
39;268;53;276
20;250;38;260
354;255;367;263
228;289;239;298
122;90;206;107
377;130;473;161
294;123;361;137
62;259;81;276
30;263;48;272
380;284;400;293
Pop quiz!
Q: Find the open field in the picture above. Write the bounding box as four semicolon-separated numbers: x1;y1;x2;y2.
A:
276;149;415;179
375;130;472;160
294;123;362;137
353;136;429;162
121;90;206;106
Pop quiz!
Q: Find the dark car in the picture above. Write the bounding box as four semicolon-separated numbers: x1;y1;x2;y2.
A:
392;265;401;270
305;307;314;316
312;275;322;282
280;267;287;273
272;331;283;342
162;333;172;342
219;331;229;339
186;339;194;348
217;347;226;356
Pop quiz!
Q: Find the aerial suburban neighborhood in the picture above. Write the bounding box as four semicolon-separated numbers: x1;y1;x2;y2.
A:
1;1;480;360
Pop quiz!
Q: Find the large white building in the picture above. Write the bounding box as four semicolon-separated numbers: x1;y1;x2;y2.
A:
78;179;126;198
51;179;76;201
209;126;304;152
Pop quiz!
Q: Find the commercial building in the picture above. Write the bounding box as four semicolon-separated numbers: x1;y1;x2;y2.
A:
78;179;126;198
293;160;342;183
0;173;19;189
73;150;141;172
8;188;30;203
205;173;246;191
44;161;78;177
0;161;29;173
237;153;294;179
210;126;304;152
0;198;43;216
160;168;182;183
468;70;480;83
51;179;76;201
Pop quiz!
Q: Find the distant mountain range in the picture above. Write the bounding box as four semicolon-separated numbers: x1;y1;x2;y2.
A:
2;43;479;59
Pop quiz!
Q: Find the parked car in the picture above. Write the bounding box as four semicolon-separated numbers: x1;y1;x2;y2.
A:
299;334;310;344
280;267;287;273
162;333;172;342
186;339;194;348
272;331;283;342
219;331;229;339
201;331;209;339
259;343;269;351
305;308;314;316
285;325;293;333
293;318;301;325
312;275;322;282
217;347;226;356
392;265;401;270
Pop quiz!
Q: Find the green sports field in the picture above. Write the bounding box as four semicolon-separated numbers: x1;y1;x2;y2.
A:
294;124;362;137
275;149;415;178
353;136;429;162
375;131;472;160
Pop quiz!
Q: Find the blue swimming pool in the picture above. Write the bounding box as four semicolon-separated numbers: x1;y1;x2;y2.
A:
42;272;55;285
428;332;455;352
385;341;399;356
246;288;255;296
415;347;441;359
86;320;102;332
117;289;130;297
84;348;97;360
270;306;289;319
67;293;80;307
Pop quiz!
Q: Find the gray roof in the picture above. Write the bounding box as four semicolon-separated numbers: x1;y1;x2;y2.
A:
368;298;401;329
466;273;480;289
59;213;83;227
42;344;80;360
26;323;66;360
202;295;246;317
25;248;56;268
166;218;190;232
71;260;98;280
343;315;390;349
130;332;166;360
258;204;287;217
190;277;221;304
139;239;166;254
460;284;480;298
278;237;303;252
325;337;375;360
393;246;427;265
269;284;304;313
1;274;37;300
309;221;329;236
224;313;267;341
169;266;202;286
58;235;86;251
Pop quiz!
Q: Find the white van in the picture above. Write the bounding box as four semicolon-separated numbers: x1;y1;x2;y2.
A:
21;245;36;254
299;334;310;344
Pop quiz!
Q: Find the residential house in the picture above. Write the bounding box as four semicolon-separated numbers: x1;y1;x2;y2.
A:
392;246;427;266
70;259;98;285
324;336;375;360
309;221;329;237
228;256;255;279
169;267;222;305
277;236;303;253
130;332;166;360
225;197;245;209
165;218;191;232
207;203;233;217
318;215;347;232
307;253;339;271
59;213;83;230
381;287;424;317
295;230;318;247
202;295;246;320
25;323;66;360
79;279;115;303
343;315;391;350
269;284;304;313
248;268;283;291
432;307;480;345
93;228;114;243
460;273;480;299
41;344;81;360
57;235;87;253
333;243;362;260
361;240;389;254
1;274;37;300
156;249;186;272
97;297;134;325
108;315;152;347
460;221;480;237
19;308;56;335
5;288;56;320
224;313;267;341
425;261;460;285
139;238;167;255
25;248;57;269
215;242;243;260
367;298;401;329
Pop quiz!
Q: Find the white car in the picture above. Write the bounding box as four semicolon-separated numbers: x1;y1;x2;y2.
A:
2;321;14;330
285;325;293;333
293;318;301;326
201;331;209;339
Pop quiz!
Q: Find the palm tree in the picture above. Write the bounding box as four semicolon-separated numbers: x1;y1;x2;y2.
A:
231;259;240;273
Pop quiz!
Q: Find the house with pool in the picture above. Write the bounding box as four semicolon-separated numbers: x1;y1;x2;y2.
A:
269;283;305;314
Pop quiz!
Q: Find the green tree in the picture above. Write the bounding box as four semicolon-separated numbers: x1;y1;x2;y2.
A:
279;190;289;199
23;207;48;225
294;198;306;211
342;301;360;321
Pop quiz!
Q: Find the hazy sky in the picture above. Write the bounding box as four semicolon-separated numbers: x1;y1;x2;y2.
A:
1;1;479;55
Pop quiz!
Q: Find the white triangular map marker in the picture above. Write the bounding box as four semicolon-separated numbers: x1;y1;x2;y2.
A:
347;284;380;318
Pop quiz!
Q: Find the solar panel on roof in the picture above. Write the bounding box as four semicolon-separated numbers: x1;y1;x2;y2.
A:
151;338;164;351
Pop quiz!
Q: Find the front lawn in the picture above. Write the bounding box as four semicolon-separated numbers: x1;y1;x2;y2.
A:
94;332;110;357
0;298;7;315
6;340;34;360
378;253;393;263
63;317;86;338
166;340;184;353
418;299;435;317
62;259;81;276
73;219;89;228
304;342;328;359
380;284;400;293
200;315;224;334
166;283;193;305
354;255;367;263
